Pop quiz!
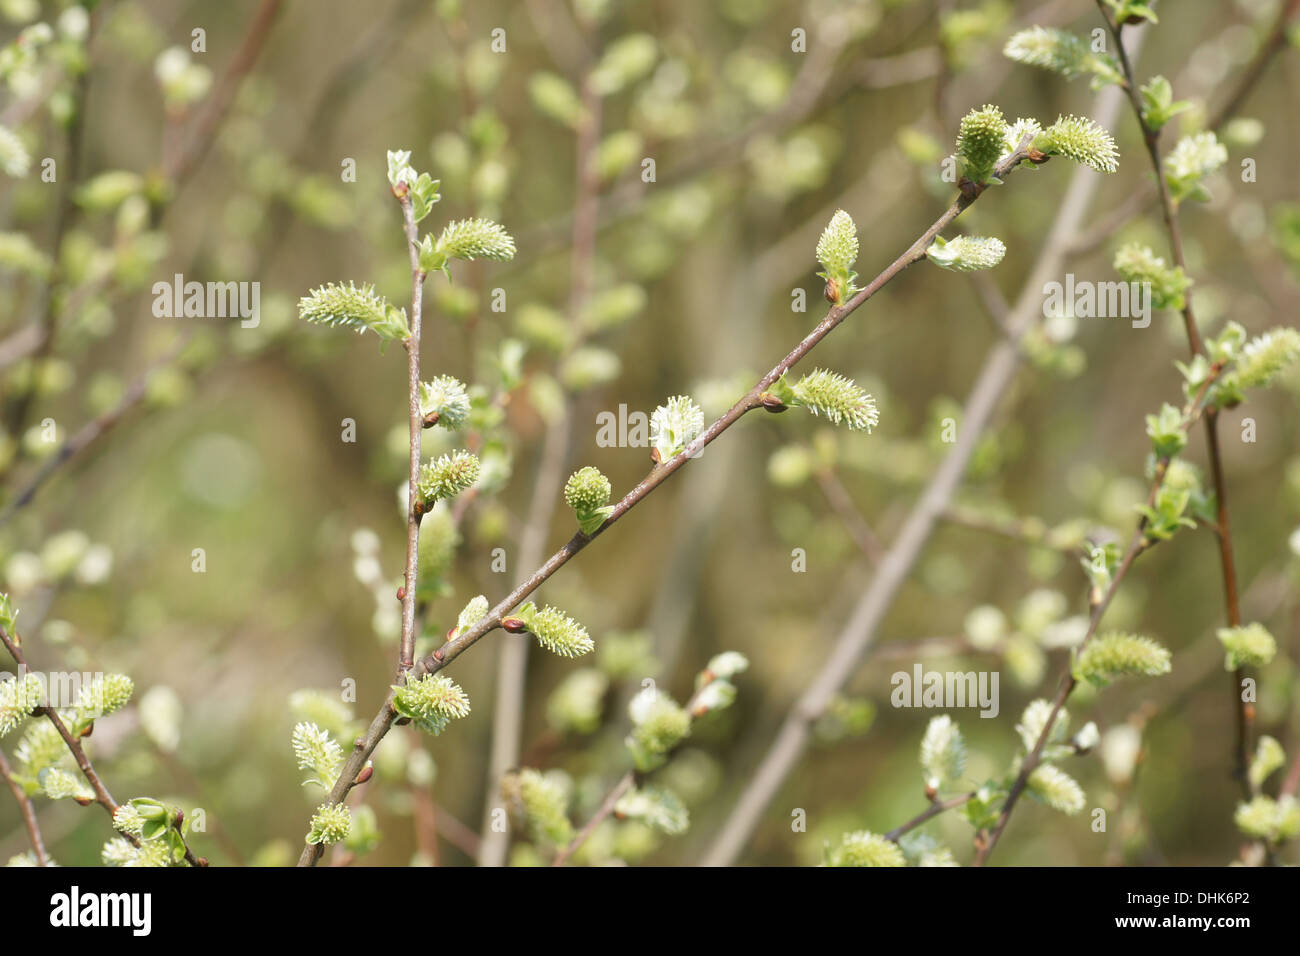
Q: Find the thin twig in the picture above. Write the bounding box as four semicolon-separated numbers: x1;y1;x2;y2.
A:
0;625;204;866
884;792;974;842
1097;0;1254;799
551;771;633;868
0;338;189;527
0;748;49;866
161;0;285;186
396;189;428;676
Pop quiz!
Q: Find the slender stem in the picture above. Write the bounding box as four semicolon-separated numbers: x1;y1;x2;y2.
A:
552;679;719;866
397;191;427;676
1098;0;1253;798
0;748;49;866
298;143;1038;866
551;771;634;868
884;792;973;842
1206;412;1251;795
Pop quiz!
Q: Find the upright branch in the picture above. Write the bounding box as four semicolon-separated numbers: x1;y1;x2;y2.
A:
396;183;428;676
973;359;1234;866
1096;0;1252;796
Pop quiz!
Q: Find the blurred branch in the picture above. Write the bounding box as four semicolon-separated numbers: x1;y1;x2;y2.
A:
941;504;1087;556
4;7;99;438
814;466;884;566
479;28;604;868
551;771;633;867
515;12;856;257
161;0;286;186
0;337;189;528
0;747;49;866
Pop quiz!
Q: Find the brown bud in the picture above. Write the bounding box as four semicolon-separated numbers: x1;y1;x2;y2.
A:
759;392;788;414
649;447;662;465
396;586;406;602
196;857;210;868
958;178;979;200
413;499;428;518
394;716;412;726
422;411;440;429
74;796;93;807
174;809;185;829
355;766;374;786
79;722;94;738
823;277;841;305
502;617;528;634
1026;148;1048;164
924;782;938;802
1244;702;1256;722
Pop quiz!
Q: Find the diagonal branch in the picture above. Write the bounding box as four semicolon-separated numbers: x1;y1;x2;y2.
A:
0;624;204;866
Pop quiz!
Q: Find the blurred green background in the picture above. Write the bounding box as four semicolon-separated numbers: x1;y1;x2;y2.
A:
1;0;1299;866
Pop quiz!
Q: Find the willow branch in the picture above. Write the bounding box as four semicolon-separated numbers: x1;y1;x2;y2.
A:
0;624;204;866
1098;0;1254;797
551;771;634;868
815;466;885;565
297;139;1039;867
884;792;974;842
396;191;427;676
1068;0;1300;256
973;363;1228;866
0;748;49;866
